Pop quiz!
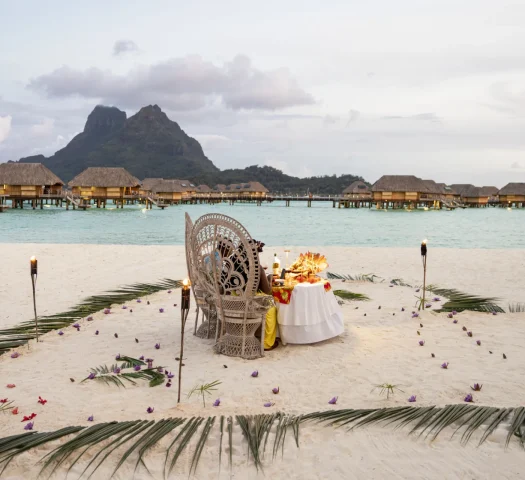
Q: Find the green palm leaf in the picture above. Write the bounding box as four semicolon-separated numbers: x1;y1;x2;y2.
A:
426;286;504;313
327;272;382;283
333;290;370;301
0;279;182;356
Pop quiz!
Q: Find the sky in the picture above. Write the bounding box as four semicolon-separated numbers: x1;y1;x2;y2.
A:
1;0;525;186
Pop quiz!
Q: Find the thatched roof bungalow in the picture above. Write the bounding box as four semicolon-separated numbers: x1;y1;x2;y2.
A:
0;163;64;197
459;185;495;205
498;183;525;204
435;183;459;201
449;184;475;197
371;175;432;204
151;180;186;202
342;181;371;199
223;181;269;198
140;178;164;195
196;184;212;197
69;167;141;198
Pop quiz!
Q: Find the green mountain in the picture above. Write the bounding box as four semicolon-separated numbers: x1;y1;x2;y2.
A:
19;105;219;182
17;104;364;193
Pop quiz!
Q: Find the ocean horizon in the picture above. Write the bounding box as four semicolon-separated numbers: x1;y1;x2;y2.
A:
0;201;522;248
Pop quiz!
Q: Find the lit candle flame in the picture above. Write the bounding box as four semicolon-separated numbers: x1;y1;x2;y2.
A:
30;256;36;262
182;278;190;287
422;239;427;245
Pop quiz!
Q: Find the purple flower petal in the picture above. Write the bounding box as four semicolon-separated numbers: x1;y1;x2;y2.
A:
146;406;154;414
492;311;497;316
137;299;142;303
159;308;164;313
272;387;279;394
24;422;34;431
441;362;449;369
464;393;474;403
87;316;94;321
104;309;111;315
419;340;425;346
72;323;80;329
139;355;145;360
476;340;481;346
453;319;458;324
157;367;164;373
251;370;258;378
264;402;274;407
408;395;416;402
115;354;121;360
213;399;221;407
114;367;121;374
166;381;172;387
134;365;141;371
155;343;160;349
467;331;473;337
122;306;127;310
10;352;20;359
58;331;64;336
95;330;99;335
88;372;96;379
412;313;419;318
87;415;94;422
452;311;458;315
447;313;453;318
433;297;440;302
166;371;174;379
167;290;172;294
471;383;483;391
328;396;338;405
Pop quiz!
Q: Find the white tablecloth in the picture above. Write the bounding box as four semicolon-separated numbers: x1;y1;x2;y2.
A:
276;282;344;344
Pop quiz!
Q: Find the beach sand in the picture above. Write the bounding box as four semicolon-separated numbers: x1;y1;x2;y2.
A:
1;244;524;479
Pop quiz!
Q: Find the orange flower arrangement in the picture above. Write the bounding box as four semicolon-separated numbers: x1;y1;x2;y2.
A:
289;252;328;276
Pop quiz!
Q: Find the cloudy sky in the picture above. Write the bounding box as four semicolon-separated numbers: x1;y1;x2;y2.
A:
1;0;525;186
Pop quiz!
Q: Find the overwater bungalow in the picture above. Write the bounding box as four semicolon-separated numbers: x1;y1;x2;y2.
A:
342;181;371;199
449;184;475;197
371;175;433;208
458;186;496;206
436;183;460;202
151;180;186;203
224;182;269;199
68;167;141;207
196;185;212;197
498;183;525;207
0;163;64;209
140;178;164;196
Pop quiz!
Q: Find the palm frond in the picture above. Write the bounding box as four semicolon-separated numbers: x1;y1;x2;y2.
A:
187;380;221;407
390;278;413;287
327;272;383;283
426;286;504;313
333;290;370;301
0;279;182;356
0;407;522;478
0;401;14;413
508;303;525;313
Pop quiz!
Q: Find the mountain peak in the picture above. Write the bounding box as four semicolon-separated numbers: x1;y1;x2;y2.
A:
84;105;126;135
134;104;171;125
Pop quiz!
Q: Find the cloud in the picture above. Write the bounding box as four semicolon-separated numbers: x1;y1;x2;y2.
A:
112;40;139;56
0;115;12;143
323;115;338;125
28;54;315;112
192;134;233;150
511;161;523;169
381;112;441;123
30;118;54;136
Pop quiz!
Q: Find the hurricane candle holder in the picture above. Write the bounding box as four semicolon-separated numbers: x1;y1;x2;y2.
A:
421;240;428;310
30;256;39;342
178;278;191;403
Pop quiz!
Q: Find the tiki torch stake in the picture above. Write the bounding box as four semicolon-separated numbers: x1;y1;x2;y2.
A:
30;257;39;343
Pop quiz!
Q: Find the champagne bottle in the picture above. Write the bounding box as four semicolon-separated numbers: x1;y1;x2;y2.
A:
272;253;280;276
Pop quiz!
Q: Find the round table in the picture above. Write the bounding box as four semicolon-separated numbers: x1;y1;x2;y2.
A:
275;282;344;344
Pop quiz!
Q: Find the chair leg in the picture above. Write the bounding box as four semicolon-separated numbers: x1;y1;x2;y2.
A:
260;313;266;357
193;306;200;335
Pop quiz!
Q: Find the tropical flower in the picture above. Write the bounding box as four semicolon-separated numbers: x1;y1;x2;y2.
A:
95;330;99;335
146;359;153;369
425;303;432;308
38;396;47;405
7;384;15;388
464;394;474;403
264;402;274;407
146;407;154;414
467;331;473;337
408;395;417;402
251;370;259;377
22;413;36;422
114;368;121;374
447;313;453;318
87;316;94;321
134;365;141;371
122;306;127;310
471;383;483;391
213;399;221;407
12;407;18;415
453;319;458;324
115;354;121;360
72;323;80;329
155;343;161;349
137;299;142;303
412;313;419;318
272;387;280;394
166;381;172;387
159;308;164;313
87;415;94;421
157;367;164;373
58;331;64;336
168;290;172;294
433;297;440;302
492;312;497;315
452;311;458;315
476;340;481;346
24;422;34;431
441;362;449;369
0;398;7;403
328;396;338;405
139;356;145;360
10;352;20;359
419;340;425;346
166;371;174;379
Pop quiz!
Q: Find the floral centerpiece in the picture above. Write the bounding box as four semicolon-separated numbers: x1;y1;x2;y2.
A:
288;252;328;281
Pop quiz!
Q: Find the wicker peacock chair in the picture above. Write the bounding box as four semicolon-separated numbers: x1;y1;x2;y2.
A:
191;213;273;359
185;212;217;338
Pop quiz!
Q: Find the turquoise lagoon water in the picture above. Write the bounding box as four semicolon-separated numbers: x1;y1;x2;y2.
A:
0;202;522;248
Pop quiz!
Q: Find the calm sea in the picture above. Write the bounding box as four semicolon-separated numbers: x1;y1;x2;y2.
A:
0;202;522;248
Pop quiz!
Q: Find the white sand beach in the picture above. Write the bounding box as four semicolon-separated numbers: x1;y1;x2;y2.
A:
1;244;525;479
